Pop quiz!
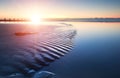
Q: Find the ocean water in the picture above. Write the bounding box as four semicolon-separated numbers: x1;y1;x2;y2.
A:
0;23;76;78
0;22;120;78
44;22;120;78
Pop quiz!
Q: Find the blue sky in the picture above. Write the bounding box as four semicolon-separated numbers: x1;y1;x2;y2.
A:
0;0;120;18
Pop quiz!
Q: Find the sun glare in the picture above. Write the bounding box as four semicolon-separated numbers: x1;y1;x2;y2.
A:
30;15;41;25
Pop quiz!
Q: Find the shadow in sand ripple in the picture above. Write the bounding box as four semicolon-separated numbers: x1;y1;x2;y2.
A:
0;24;77;78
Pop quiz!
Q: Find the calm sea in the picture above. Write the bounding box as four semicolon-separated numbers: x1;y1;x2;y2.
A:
0;22;120;78
45;22;120;78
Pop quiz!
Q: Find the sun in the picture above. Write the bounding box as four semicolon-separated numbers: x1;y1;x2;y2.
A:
30;15;42;25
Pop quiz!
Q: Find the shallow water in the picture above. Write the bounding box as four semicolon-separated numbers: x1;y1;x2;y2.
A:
44;22;120;78
0;23;76;78
0;22;120;78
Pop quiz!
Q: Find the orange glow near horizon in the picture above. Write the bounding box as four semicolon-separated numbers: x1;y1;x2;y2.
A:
0;0;120;19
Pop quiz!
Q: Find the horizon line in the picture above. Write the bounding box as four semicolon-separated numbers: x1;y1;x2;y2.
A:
0;18;120;22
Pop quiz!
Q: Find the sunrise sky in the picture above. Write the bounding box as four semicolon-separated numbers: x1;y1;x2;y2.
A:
0;0;120;19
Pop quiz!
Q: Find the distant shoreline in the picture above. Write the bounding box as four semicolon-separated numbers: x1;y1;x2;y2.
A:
0;18;120;22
